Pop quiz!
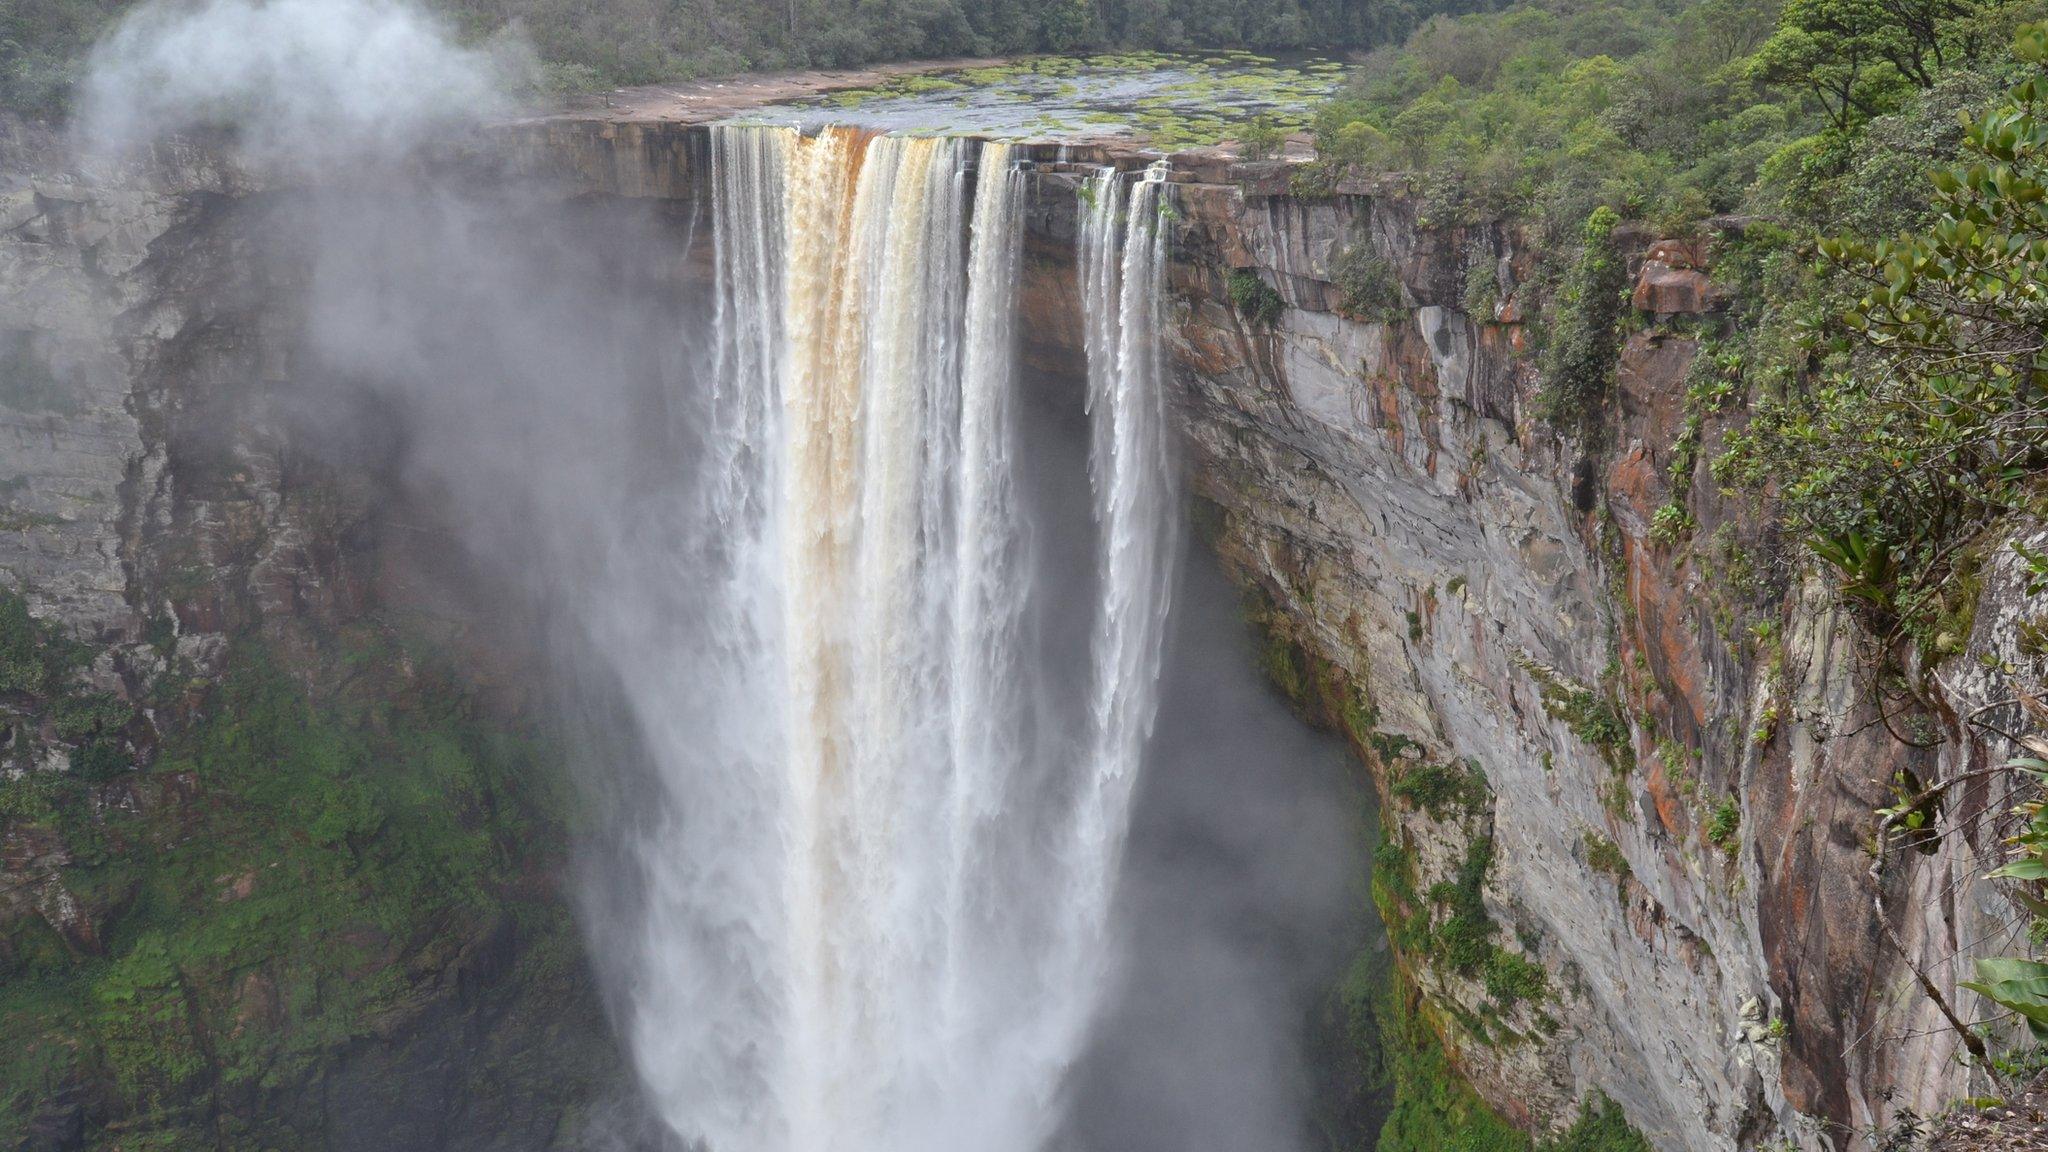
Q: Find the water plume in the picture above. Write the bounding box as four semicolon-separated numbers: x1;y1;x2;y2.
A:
617;126;1179;1152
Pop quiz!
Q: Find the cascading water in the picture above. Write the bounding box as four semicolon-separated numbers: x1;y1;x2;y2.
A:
1072;162;1181;969
623;127;1179;1152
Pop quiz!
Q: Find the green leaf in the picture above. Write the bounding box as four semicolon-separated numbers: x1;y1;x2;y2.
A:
1962;956;2048;1040
1989;858;2048;881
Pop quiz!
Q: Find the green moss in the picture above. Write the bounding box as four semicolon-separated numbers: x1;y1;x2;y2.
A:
0;590;68;696
1374;963;1650;1151
91;933;206;1114
1372;968;1528;1152
0;773;57;823
0;625;586;1145
1481;948;1548;1010
1260;624;1308;701
1427;836;1498;977
1372;833;1429;955
1548;1094;1654;1152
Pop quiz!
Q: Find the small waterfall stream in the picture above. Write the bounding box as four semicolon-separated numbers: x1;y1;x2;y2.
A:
627;127;1179;1152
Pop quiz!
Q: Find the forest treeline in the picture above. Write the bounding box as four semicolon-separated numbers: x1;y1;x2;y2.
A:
2;0;1475;112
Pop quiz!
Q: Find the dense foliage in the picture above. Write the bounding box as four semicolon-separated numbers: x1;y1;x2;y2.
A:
1729;28;2048;641
1308;0;2041;239
2;0;1486;114
1309;0;2048;646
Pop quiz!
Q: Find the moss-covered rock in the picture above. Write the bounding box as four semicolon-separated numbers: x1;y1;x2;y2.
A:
0;614;622;1150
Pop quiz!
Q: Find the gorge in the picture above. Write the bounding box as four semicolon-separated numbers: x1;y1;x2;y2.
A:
4;5;2048;1152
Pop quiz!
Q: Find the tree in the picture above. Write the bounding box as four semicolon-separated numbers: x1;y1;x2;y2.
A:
1723;23;2048;630
1748;0;1916;128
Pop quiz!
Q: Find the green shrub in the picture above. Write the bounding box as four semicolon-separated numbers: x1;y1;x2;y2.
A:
1372;969;1529;1152
1705;796;1741;848
1547;1093;1653;1152
0;631;585;1141
1462;253;1501;318
1428;836;1499;976
1544;685;1634;770
1649;503;1693;545
1539;206;1628;433
1392;759;1491;820
0;592;51;695
1584;832;1631;879
1334;242;1405;321
1237;115;1287;159
1227;268;1287;326
1482;948;1548;1008
91;934;205;1112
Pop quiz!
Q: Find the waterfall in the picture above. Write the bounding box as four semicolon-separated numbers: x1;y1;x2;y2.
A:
1071;160;1181;988
627;126;1176;1152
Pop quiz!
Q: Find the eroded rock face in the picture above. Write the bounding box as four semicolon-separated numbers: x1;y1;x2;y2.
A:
1145;167;2037;1151
1159;187;1779;1148
1631;261;1725;316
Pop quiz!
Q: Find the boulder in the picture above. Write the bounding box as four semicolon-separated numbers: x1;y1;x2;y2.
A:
1633;260;1725;315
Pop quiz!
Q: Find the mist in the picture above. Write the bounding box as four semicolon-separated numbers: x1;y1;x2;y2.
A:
73;2;1379;1148
78;0;527;166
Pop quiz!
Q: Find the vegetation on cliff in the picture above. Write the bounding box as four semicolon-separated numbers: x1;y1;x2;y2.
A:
1296;0;2048;1130
1305;0;2048;653
0;598;613;1148
1309;0;2045;635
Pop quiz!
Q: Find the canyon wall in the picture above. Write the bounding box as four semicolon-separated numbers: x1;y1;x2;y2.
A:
0;121;635;1149
1139;160;2039;1150
2;111;2039;1149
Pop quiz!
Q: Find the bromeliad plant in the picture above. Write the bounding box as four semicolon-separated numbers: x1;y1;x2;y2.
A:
1965;752;2048;1041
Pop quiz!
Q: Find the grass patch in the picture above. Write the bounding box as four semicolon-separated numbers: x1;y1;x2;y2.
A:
1705;796;1741;850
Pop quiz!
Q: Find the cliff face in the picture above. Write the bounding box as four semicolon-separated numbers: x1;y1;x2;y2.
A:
1145;166;2040;1149
0;123;631;1149
955;139;2033;1148
1;111;2036;1150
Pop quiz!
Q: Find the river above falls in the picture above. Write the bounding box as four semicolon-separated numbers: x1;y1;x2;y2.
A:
550;51;1345;150
729;52;1343;146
